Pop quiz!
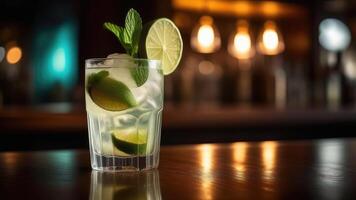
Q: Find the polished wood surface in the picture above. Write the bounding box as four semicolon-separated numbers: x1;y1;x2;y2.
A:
1;138;356;199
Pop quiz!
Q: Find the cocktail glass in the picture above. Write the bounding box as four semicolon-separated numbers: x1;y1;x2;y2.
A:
85;57;163;171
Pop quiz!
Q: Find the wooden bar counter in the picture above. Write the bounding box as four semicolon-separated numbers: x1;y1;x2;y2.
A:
0;138;355;199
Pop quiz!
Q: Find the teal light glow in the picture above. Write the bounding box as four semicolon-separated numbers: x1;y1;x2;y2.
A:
32;21;78;101
53;48;66;72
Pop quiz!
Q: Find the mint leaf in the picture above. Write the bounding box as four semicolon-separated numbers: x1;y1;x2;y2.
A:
103;22;123;40
103;9;142;57
103;22;131;53
130;62;148;87
103;9;148;87
124;8;142;57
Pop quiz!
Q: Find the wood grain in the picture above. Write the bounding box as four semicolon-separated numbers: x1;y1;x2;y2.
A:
0;138;355;199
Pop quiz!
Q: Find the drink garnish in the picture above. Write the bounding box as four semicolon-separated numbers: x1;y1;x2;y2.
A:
103;8;183;75
111;129;147;155
88;70;137;111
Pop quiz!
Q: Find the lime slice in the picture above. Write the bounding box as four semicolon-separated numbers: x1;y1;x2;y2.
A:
101;141;130;156
141;18;183;75
111;129;147;155
88;70;137;111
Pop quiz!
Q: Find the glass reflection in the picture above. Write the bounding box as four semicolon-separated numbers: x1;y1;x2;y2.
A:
200;144;214;173
314;140;346;199
90;170;161;200
199;144;215;200
316;140;344;200
47;151;76;172
231;142;247;181
318;141;344;165
261;141;277;181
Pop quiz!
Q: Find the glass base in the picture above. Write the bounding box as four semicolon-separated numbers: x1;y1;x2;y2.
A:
90;169;162;200
90;152;160;172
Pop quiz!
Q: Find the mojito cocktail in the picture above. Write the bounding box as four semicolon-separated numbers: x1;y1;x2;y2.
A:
85;9;182;171
86;55;163;171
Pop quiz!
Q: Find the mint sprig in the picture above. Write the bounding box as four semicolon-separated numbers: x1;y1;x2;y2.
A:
131;62;149;87
104;8;142;57
103;8;148;87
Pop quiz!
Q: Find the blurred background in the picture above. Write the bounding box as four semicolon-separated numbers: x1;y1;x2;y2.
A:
1;0;356;150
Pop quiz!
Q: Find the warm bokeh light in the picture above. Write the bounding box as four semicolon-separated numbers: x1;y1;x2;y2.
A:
3;152;18;167
263;30;279;51
191;16;221;53
172;0;306;18
198;60;215;75
235;34;251;54
232;142;247;181
257;21;284;55
261;2;279;16
2;153;20;176
228;20;254;59
6;46;22;64
198;25;215;48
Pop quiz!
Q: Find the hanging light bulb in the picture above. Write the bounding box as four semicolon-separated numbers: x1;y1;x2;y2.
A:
191;16;221;53
257;21;285;55
228;20;254;59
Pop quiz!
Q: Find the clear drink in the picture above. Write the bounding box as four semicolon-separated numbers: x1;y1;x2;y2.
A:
85;56;163;171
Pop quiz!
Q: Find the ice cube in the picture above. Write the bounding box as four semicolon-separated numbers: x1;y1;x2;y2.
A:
130;68;163;105
103;53;139;88
105;53;133;66
140;98;159;111
148;67;163;83
113;114;138;128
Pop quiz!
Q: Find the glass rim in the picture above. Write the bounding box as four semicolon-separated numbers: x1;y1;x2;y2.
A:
85;57;161;69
